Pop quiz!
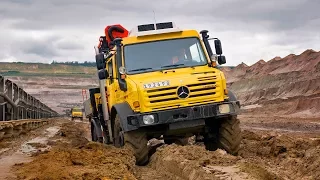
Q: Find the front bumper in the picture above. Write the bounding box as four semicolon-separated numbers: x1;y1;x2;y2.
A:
127;101;240;128
72;114;83;118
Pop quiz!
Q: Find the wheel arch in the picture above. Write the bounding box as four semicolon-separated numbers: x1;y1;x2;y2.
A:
227;89;240;108
110;102;138;133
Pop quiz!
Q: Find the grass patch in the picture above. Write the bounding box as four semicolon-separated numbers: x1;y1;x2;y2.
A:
0;72;95;78
0;63;97;75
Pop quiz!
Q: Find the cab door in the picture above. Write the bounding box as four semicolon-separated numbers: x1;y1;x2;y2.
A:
106;55;126;107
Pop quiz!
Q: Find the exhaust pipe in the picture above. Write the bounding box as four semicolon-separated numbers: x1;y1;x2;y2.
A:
94;46;113;143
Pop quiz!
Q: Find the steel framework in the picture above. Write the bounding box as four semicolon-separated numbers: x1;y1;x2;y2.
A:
0;75;58;121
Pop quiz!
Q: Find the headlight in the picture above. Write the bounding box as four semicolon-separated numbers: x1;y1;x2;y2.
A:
218;104;230;114
143;115;155;124
119;66;126;74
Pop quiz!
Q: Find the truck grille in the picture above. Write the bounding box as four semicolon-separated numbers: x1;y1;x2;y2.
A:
144;76;221;110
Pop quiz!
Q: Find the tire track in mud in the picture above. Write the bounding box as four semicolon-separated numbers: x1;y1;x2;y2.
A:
135;144;255;180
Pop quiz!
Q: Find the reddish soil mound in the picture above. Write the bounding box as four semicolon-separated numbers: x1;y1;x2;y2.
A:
240;130;320;179
221;49;320;117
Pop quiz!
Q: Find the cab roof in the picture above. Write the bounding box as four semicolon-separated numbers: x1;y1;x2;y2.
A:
120;22;201;45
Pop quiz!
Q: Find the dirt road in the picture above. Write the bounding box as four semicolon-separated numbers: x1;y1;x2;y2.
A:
0;115;319;180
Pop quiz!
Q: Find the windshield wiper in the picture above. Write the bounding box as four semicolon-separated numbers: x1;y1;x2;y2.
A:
161;63;185;68
128;67;153;72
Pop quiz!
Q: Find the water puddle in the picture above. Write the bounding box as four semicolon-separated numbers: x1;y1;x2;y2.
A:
45;126;61;137
73;119;88;124
242;104;262;110
0;151;33;179
203;165;253;180
0;126;61;179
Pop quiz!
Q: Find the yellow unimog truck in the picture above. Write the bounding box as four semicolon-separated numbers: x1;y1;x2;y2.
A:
84;22;241;165
71;107;83;121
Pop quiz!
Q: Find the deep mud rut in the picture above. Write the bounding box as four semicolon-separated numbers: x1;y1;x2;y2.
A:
0;116;319;180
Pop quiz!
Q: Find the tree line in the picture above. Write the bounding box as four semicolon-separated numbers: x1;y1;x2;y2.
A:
51;60;96;67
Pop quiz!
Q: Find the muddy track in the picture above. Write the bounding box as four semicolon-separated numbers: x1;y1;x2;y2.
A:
1;117;320;180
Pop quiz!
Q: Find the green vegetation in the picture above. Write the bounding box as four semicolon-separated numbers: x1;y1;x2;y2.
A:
219;65;236;69
0;62;236;78
0;62;97;78
51;60;97;67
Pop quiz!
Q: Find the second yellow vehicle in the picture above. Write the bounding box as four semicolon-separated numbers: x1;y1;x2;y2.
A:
83;22;241;165
71;107;83;121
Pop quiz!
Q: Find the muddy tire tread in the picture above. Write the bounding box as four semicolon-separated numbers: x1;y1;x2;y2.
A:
124;130;149;165
114;114;149;165
218;116;242;155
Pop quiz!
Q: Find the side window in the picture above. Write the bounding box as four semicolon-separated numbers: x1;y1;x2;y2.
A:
107;59;113;84
189;42;204;63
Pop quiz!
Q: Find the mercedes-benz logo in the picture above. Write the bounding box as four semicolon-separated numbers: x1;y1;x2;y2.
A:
177;86;190;99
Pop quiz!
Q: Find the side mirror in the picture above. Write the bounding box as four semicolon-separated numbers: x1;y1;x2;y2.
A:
95;53;105;70
218;55;226;65
98;69;109;80
214;39;222;55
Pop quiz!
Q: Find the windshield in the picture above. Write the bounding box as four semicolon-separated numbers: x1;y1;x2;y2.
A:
124;37;207;74
72;109;82;112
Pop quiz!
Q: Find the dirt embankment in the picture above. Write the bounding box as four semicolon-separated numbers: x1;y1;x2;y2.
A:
9;119;320;180
240;130;320;180
221;49;320;117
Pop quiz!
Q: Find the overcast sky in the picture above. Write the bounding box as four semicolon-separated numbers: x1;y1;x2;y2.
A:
0;0;319;66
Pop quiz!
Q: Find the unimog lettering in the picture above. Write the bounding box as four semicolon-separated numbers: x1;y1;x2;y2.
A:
143;80;170;89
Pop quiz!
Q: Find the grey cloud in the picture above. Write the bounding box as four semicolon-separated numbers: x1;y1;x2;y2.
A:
0;0;319;66
19;35;62;58
3;0;319;32
55;39;84;50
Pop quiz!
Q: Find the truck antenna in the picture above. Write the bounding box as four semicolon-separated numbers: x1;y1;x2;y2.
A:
153;10;157;24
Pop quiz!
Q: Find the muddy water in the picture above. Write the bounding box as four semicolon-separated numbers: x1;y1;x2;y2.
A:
203;165;253;180
0;152;32;179
0;126;61;179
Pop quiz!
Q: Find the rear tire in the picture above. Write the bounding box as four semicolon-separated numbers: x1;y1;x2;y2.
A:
204;116;241;155
91;122;98;141
91;121;103;143
113;114;149;166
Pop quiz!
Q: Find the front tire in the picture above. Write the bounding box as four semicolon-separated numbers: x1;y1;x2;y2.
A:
204;116;241;155
113;114;149;166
